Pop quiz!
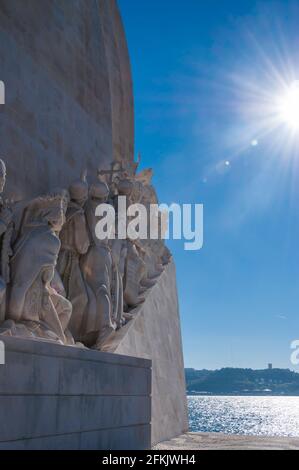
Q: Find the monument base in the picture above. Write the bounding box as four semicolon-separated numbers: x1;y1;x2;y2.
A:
0;337;151;450
103;261;189;446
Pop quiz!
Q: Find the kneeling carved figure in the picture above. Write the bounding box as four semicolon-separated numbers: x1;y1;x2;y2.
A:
0;188;73;344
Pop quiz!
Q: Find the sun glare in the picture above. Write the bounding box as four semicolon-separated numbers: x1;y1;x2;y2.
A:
278;81;299;131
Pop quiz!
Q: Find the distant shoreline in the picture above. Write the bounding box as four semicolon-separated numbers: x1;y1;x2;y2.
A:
185;367;299;396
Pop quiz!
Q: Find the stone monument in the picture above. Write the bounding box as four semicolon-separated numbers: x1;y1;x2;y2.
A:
0;0;188;449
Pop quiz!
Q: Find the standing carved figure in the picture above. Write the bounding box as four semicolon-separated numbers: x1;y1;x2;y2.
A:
115;173;155;310
113;175;144;311
57;172;90;341
110;238;127;327
80;178;116;348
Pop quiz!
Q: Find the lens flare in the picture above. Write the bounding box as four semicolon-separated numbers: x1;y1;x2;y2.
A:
278;81;299;130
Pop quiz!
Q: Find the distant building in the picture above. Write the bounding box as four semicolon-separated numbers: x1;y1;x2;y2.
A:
268;363;273;370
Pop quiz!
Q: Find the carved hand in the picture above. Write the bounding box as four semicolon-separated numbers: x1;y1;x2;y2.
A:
0;207;12;227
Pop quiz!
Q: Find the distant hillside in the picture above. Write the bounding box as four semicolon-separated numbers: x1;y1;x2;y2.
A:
185;367;299;395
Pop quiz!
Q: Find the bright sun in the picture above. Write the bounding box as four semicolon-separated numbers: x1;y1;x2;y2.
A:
278;81;299;130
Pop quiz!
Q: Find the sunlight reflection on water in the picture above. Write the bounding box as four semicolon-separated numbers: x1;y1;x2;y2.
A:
188;396;299;436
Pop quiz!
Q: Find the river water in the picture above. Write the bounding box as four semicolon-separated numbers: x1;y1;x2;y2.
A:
188;395;299;436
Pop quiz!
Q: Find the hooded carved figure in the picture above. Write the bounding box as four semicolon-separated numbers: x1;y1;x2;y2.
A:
5;189;72;343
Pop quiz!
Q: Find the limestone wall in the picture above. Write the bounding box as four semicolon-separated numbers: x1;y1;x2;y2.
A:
0;0;134;201
105;261;189;446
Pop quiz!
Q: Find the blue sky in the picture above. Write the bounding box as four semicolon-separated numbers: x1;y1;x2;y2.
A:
118;0;299;370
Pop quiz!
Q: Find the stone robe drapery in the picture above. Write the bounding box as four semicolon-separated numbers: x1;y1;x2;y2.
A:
79;199;115;347
7;223;69;341
57;202;89;341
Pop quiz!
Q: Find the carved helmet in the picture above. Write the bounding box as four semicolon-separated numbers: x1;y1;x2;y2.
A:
69;170;88;202
89;170;109;200
117;177;133;196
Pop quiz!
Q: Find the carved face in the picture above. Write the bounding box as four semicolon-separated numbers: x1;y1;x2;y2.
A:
69;182;88;206
45;202;66;232
76;192;88;207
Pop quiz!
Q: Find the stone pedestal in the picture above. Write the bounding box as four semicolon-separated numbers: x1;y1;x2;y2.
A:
0;337;151;450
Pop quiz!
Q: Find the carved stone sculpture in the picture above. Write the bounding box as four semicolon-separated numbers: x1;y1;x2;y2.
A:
110;238;127;327
80;178;116;348
123;242;147;310
0;156;172;349
109;167;166;312
57;172;90;341
0;189;73;344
